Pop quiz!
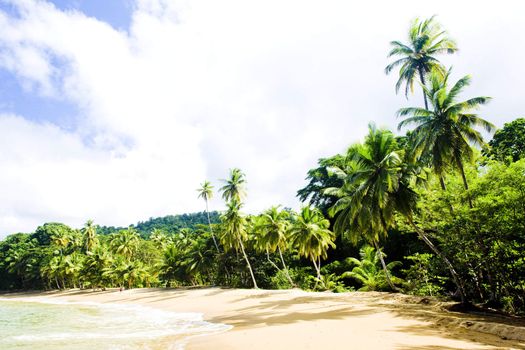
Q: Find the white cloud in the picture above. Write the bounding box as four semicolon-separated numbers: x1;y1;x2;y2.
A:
1;0;525;237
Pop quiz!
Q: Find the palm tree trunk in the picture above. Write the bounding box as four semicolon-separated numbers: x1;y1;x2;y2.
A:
418;68;429;110
439;175;457;214
312;258;322;289
277;246;294;287
439;176;447;191
266;249;281;271
238;237;258;289
373;242;398;292
407;216;466;304
205;200;220;252
456;158;474;208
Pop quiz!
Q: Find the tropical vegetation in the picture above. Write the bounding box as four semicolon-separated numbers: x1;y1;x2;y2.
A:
1;16;525;316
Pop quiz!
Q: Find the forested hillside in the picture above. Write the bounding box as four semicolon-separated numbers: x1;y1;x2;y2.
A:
96;212;220;237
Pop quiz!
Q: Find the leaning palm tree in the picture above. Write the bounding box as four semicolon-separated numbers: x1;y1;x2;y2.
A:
327;124;403;291
220;199;258;289
254;206;294;286
397;68;495;207
386;16;457;109
288;206;335;287
197;180;220;252
220;168;247;203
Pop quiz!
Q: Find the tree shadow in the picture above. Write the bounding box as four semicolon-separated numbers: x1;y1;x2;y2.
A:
209;305;373;328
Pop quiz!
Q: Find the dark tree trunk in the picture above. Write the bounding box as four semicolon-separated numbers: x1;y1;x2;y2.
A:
238;237;258;289
278;246;295;287
373;241;399;292
408;217;467;304
457;158;474;209
418;68;429;110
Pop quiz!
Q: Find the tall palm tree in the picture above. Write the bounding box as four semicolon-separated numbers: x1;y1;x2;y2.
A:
386;16;457;109
397;69;495;207
220;168;247;203
254;206;294;286
327;124;402;290
288;206;335;286
197;180;220;252
82;220;99;253
220;199;258;289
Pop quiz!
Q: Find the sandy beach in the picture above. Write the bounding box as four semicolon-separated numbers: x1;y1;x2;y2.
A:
2;288;524;350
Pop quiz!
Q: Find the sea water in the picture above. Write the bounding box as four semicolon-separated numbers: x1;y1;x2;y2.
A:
0;297;230;350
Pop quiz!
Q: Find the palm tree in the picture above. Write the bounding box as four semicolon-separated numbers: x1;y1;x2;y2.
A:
50;229;72;256
386;16;457;109
327;125;402;291
82;220;99;253
397;68;495;207
62;252;84;288
42;255;64;289
109;227;140;260
220;199;258;288
254;206;294;286
343;245;401;291
220;168;247;203
83;247;112;289
288;206;335;286
150;228;171;250
197;180;220;252
328;124;467;302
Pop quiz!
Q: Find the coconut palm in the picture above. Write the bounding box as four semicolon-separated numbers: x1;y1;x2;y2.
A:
397;68;495;207
220;168;247;203
62;252;85;288
254;206;294;286
386;16;457;109
109;227;140;260
83;247;112;289
288;206;335;286
50;229;72;256
327;124;402;290
343;245;401;291
42;255;64;289
328;124;467;302
220;199;258;288
82;220;98;253
197;180;220;252
150;228;171;250
123;260;149;289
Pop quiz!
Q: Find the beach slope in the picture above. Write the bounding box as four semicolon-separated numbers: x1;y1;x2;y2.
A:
2;288;524;350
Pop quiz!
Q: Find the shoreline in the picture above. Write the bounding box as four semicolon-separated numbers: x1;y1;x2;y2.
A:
1;288;524;349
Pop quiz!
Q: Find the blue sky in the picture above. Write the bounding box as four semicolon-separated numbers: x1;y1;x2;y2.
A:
1;0;525;238
0;0;133;129
47;0;132;30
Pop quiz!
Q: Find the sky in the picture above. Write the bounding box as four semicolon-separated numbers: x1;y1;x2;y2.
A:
0;0;524;238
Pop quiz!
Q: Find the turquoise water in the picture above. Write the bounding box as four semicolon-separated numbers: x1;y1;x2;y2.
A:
0;298;230;350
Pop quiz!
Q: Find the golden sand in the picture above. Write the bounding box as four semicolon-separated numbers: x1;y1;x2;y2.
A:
2;288;524;350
